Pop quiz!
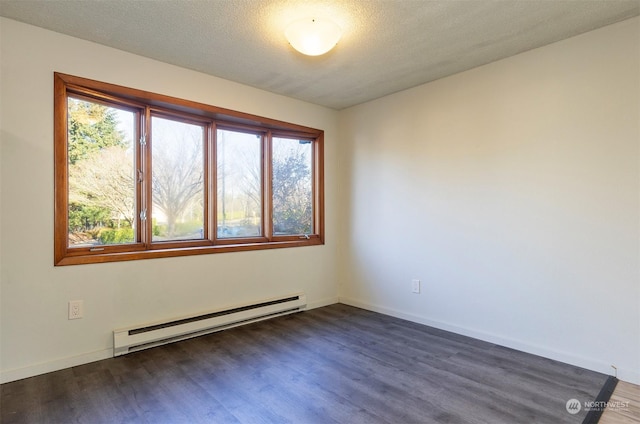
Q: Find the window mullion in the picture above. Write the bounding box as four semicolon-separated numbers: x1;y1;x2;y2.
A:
134;109;144;245
141;107;153;247
208;122;217;244
264;131;273;240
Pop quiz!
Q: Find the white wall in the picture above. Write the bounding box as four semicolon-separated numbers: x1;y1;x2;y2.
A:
0;18;340;383
2;15;639;386
338;17;640;384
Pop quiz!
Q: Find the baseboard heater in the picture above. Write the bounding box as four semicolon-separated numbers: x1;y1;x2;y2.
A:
113;293;306;356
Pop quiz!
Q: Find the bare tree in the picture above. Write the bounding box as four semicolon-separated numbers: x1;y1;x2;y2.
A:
69;146;136;227
151;122;204;238
272;146;312;234
217;130;261;234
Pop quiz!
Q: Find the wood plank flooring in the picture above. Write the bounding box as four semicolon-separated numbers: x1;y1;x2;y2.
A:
1;304;610;423
600;381;640;424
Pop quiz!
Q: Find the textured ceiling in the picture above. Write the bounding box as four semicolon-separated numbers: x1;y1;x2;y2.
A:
1;0;639;109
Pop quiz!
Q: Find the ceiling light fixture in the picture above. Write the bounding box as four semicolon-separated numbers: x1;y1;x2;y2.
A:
285;17;342;56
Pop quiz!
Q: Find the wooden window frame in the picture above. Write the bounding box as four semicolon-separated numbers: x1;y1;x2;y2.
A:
54;73;324;266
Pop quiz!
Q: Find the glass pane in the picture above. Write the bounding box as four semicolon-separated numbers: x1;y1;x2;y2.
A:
151;116;205;242
217;129;262;238
272;137;313;235
67;97;136;247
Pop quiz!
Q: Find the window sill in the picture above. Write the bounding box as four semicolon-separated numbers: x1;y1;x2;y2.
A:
55;237;324;266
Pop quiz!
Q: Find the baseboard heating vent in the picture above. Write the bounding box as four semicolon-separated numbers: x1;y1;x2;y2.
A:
113;293;306;356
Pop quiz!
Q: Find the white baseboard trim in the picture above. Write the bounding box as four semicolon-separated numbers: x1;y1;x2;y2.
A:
339;296;640;385
1;348;113;384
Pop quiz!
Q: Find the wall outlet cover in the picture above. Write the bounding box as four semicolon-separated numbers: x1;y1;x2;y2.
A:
68;300;84;320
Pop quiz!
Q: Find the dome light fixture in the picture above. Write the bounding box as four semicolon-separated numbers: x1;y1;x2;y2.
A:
285;17;342;56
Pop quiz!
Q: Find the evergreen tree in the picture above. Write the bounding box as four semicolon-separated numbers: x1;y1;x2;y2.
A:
67;98;126;164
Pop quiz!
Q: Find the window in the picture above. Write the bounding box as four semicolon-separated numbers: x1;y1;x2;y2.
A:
216;128;262;239
150;115;206;242
272;136;314;235
54;73;324;265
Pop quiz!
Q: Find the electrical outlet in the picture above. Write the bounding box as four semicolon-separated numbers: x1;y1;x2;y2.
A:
68;300;84;320
411;279;421;294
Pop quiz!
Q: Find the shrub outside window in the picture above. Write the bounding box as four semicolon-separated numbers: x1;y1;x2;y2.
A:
54;73;324;265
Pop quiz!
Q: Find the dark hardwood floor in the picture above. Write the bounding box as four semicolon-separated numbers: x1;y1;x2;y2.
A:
1;304;607;423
